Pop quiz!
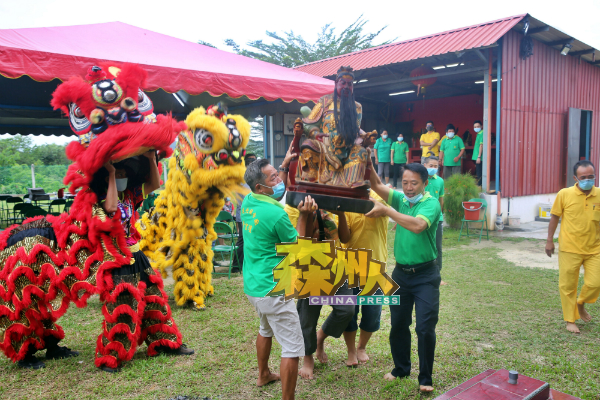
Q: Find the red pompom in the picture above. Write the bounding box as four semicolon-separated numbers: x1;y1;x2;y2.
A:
85;66;107;83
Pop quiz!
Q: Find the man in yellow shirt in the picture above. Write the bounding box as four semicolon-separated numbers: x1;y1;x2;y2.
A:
420;121;440;163
546;160;600;334
342;191;389;367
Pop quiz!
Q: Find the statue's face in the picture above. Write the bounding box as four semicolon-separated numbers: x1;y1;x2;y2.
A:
336;77;354;97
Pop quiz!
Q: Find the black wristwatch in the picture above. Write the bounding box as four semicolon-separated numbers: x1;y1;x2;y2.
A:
279;166;289;172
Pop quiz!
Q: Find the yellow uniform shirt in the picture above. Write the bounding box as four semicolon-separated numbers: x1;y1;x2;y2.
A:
342;192;389;263
420;131;440;157
551;185;600;255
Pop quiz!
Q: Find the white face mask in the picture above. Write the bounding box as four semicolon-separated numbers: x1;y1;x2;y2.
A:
116;178;128;192
474;127;482;133
447;132;455;138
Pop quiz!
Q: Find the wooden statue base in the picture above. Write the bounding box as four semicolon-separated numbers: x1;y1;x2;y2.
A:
286;181;374;214
434;369;581;400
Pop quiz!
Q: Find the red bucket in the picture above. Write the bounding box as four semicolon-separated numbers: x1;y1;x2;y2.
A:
462;202;483;221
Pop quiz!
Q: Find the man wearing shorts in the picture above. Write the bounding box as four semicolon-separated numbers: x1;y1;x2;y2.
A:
242;158;316;400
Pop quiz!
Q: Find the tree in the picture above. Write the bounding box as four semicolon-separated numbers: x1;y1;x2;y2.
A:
246;117;265;158
198;40;217;48
224;15;394;68
0;136;34;167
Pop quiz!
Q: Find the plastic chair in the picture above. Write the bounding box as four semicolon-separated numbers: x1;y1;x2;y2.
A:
216;210;238;240
0;195;11;226
8;203;33;225
64;199;74;213
24;208;48;219
48;199;67;215
5;197;24;225
459;198;489;243
212;222;239;279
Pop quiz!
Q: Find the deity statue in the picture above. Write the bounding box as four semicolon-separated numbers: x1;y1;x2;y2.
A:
294;66;378;188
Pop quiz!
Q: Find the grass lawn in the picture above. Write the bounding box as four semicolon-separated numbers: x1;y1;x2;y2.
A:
1;226;599;400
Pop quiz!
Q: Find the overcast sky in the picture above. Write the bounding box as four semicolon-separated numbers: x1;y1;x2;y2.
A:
2;0;599;146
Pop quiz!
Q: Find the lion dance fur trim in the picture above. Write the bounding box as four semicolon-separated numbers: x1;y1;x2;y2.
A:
137;107;250;310
0;63;186;368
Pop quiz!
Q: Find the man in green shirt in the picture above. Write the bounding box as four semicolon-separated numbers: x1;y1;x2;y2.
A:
472;120;484;186
391;133;410;189
374;130;392;185
439;124;465;180
242;158;316;400
423;156;446;286
365;158;441;393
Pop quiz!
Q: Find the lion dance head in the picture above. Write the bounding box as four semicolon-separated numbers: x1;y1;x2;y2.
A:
137;104;251;310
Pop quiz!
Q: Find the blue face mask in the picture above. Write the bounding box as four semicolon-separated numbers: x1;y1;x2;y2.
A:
405;192;424;204
427;168;438;176
261;181;286;200
116;178;128;192
398;137;403;142
382;134;388;139
577;178;594;191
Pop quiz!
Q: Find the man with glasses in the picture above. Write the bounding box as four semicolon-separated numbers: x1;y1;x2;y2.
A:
546;160;600;334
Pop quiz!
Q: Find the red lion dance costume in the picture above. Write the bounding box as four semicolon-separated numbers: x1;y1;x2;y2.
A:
0;63;193;371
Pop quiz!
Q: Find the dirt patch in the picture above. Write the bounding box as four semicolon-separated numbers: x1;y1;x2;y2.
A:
458;240;559;270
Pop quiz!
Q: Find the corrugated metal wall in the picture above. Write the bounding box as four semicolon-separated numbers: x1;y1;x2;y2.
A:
501;30;600;197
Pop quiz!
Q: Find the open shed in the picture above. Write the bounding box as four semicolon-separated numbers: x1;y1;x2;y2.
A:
294;13;600;224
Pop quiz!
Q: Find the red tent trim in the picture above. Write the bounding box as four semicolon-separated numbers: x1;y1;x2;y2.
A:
0;22;334;103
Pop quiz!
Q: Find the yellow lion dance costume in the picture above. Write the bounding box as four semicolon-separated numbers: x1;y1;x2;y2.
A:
137;105;250;310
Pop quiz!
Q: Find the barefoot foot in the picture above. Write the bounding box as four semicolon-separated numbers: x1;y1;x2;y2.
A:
578;303;592;322
357;348;370;363
346;349;358;367
566;322;580;334
440;280;448;286
299;355;314;379
315;335;328;364
257;371;280;387
383;372;396;381
420;385;434;393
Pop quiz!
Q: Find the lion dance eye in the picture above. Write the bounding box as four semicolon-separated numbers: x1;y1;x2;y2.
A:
194;128;214;152
226;119;241;149
73;107;84;118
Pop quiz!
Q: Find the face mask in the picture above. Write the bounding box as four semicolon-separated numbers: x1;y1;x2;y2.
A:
398;137;403;142
406;192;424;204
382;134;388;139
447;132;455;138
116;178;128;192
427;168;438;176
474;127;482;133
426;126;433;132
261;181;286;200
577;178;594;191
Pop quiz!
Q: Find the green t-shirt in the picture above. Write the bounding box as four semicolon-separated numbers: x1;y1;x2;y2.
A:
241;193;298;297
472;131;484;160
425;174;445;222
388;190;441;265
374;138;392;163
391;141;409;164
440;136;465;167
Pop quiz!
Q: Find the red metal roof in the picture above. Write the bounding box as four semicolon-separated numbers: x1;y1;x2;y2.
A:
294;14;526;77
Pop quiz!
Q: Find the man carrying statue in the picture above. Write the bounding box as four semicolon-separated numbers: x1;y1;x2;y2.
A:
295;66;377;188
